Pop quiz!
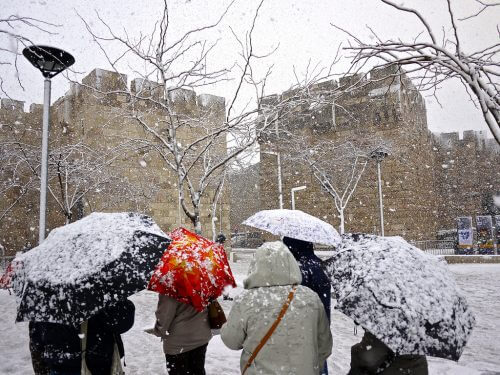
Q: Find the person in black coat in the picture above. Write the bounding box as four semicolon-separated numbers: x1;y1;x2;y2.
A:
348;331;428;375
30;299;135;375
283;236;331;375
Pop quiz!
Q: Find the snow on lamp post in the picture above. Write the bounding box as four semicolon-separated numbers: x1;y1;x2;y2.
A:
23;45;75;244
262;150;283;209
370;147;389;236
291;185;307;210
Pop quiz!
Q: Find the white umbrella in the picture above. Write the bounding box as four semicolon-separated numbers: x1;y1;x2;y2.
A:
242;209;341;246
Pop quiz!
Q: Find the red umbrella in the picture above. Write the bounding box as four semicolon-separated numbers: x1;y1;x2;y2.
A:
148;227;236;311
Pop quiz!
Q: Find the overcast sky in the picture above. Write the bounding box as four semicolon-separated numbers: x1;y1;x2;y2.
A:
2;0;498;137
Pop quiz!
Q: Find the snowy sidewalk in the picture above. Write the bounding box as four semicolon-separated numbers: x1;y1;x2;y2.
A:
1;262;499;374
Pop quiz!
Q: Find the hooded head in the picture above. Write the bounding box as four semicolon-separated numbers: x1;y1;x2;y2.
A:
243;241;302;290
282;236;314;259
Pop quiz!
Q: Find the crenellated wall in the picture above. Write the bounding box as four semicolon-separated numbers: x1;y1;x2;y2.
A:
256;66;498;241
0;68;230;255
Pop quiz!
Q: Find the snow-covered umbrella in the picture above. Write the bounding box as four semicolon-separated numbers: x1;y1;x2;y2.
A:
12;212;170;326
242;209;341;246
325;234;475;361
148;227;236;311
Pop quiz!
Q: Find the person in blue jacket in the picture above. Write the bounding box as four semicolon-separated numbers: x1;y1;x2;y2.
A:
283;236;331;375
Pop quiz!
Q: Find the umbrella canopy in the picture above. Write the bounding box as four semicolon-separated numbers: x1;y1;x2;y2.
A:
12;212;170;326
148;227;236;311
242;209;341;246
325;234;475;361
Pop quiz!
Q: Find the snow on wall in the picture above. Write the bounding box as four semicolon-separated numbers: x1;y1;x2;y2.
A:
168;88;196;103
368;84;401;97
197;93;225;107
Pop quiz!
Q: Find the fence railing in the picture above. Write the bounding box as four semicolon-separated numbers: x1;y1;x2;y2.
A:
230;240;458;261
410;240;456;255
410;240;455;250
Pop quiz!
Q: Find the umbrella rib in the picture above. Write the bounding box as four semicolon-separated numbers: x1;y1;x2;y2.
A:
367;287;403;310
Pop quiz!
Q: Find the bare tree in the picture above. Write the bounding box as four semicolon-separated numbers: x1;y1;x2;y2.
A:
0;123;147;225
77;0;308;233
288;138;370;234
0;15;59;95
333;0;500;144
48;141;150;223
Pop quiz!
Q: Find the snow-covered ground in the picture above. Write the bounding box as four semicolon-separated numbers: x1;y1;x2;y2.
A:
1;262;499;374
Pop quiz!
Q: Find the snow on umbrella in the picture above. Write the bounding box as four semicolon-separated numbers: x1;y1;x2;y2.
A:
325;234;475;361
148;227;236;311
12;212;170;326
242;209;341;246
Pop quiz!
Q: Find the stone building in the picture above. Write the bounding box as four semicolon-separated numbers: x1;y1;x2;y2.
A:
432;131;500;230
255;66;499;241
0;68;230;256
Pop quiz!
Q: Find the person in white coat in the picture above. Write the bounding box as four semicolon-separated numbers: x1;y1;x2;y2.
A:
221;241;332;375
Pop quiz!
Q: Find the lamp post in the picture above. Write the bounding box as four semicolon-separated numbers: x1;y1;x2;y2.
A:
262;150;283;209
291;185;307;210
23;45;75;244
370;147;389;236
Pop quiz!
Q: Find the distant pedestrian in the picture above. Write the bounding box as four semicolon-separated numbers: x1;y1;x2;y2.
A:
152;294;212;375
30;299;135;375
215;233;226;245
221;241;332;375
348;330;428;375
215;233;233;301
283;236;331;375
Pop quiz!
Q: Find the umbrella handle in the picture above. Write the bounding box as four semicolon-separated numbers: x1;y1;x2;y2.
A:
81;320;89;375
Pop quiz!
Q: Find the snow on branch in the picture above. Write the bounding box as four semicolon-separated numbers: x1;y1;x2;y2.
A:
332;0;500;144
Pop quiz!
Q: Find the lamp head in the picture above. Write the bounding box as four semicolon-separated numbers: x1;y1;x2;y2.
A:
369;146;390;161
23;45;75;78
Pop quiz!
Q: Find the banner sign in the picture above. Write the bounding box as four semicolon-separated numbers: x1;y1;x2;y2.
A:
476;215;494;249
457;217;473;248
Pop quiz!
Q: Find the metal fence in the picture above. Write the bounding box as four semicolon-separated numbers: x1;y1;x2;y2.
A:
409;240;456;255
231;239;458;261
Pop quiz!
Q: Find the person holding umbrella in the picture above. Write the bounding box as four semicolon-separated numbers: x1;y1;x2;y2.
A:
348;330;428;375
243;209;340;375
326;233;475;372
147;227;236;375
283;236;331;375
221;241;332;375
151;294;212;375
11;212;171;375
30;299;135;375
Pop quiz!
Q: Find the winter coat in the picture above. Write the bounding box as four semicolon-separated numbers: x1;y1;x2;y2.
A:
153;294;212;355
283;236;331;319
30;299;135;374
221;241;333;375
348;331;428;375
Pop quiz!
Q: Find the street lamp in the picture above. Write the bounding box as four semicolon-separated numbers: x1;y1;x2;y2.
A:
262;150;283;209
23;45;75;244
370;146;389;236
291;185;307;210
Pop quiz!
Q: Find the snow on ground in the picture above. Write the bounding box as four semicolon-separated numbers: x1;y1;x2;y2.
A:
1;261;499;374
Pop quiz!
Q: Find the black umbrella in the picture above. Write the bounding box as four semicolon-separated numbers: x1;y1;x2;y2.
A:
12;212;170;326
325;234;475;361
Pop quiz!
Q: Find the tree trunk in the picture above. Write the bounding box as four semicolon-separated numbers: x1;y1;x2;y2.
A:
339;209;345;235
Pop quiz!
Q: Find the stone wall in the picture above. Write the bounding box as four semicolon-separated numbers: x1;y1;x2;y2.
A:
257;66;498;241
0;68;230;255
